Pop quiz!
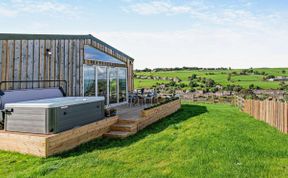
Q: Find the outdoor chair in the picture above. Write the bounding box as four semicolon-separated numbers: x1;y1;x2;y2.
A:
144;92;154;106
153;92;159;104
129;92;142;107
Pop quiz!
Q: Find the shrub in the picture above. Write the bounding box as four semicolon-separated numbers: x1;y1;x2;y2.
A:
210;87;219;93
189;74;197;80
189;80;199;88
249;84;255;90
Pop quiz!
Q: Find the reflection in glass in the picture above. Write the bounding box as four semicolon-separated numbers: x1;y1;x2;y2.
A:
83;65;95;96
119;68;127;102
109;68;118;104
97;66;107;104
83;65;128;105
84;45;125;64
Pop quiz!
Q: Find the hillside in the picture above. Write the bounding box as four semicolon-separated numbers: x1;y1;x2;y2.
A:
0;103;287;177
135;68;288;90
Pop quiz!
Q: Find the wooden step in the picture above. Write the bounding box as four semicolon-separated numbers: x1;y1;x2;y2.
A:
103;131;134;139
117;118;138;125
110;123;137;132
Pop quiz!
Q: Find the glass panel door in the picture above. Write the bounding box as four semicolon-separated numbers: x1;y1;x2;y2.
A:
119;68;127;102
83;65;96;96
83;65;128;105
109;67;118;104
97;66;108;104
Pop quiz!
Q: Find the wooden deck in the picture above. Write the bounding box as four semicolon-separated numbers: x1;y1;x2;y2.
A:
0;116;118;157
0;100;181;157
115;104;149;121
104;100;181;139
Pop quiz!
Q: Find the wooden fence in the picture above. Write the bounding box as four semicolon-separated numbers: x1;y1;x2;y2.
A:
243;99;288;134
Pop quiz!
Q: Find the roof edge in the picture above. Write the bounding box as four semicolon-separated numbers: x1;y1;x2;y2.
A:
0;33;134;61
88;34;134;62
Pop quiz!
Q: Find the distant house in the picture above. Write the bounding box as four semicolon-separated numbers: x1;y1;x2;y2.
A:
173;77;182;83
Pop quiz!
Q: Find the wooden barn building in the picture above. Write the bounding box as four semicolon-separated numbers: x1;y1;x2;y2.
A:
0;34;134;105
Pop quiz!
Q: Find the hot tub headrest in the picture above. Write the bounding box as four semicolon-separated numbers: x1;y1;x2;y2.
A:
0;88;65;110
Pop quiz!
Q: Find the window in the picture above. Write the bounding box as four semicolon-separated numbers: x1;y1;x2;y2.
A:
83;65;96;96
97;66;108;104
83;65;128;105
109;68;118;104
84;45;126;65
119;68;127;102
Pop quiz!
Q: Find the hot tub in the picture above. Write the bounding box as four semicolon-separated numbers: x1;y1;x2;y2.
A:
4;97;105;134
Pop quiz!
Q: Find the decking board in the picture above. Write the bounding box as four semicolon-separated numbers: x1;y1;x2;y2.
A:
0;116;118;157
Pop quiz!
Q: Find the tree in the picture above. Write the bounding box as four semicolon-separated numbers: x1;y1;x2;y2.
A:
282;70;286;74
143;68;152;72
233;85;243;92
279;82;288;91
189;80;199;88
249;84;255;90
190;74;197;80
205;79;215;88
211;87;219;93
180;83;188;88
264;75;275;80
227;73;232;81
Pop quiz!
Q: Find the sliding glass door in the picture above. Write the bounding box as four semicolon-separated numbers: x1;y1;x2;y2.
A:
83;65;96;96
83;65;128;105
119;68;127;102
109;68;118;104
97;66;108;104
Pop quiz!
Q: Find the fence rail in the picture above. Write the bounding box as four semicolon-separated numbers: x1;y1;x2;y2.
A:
243;99;288;134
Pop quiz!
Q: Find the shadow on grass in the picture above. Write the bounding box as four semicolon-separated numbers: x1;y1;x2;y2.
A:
58;104;207;158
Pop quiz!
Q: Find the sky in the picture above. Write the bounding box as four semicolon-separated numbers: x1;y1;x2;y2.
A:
0;0;288;69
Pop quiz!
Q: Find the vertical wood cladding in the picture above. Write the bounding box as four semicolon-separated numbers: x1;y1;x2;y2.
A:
0;35;134;95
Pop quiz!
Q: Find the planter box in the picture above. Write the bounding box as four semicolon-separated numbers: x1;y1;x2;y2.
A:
138;99;181;130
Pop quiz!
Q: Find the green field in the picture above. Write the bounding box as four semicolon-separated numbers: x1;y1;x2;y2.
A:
1;103;287;177
134;79;170;89
135;68;288;89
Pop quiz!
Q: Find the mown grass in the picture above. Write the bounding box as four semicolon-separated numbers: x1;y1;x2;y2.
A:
135;68;288;89
0;103;287;178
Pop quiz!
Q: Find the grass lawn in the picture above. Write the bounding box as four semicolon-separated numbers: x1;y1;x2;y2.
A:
135;68;288;89
0;103;288;177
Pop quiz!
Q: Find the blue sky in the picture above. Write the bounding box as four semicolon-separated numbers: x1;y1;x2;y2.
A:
0;0;288;69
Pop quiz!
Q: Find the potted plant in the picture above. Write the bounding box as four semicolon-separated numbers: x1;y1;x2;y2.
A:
105;108;117;117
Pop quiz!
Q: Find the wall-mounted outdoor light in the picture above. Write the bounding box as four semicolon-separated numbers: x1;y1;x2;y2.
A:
46;49;52;57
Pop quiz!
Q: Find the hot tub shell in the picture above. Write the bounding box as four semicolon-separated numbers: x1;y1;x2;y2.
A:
4;97;105;134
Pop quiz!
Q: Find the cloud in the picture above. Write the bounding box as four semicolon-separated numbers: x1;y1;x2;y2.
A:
0;0;79;17
123;0;288;30
0;5;17;17
126;1;192;15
